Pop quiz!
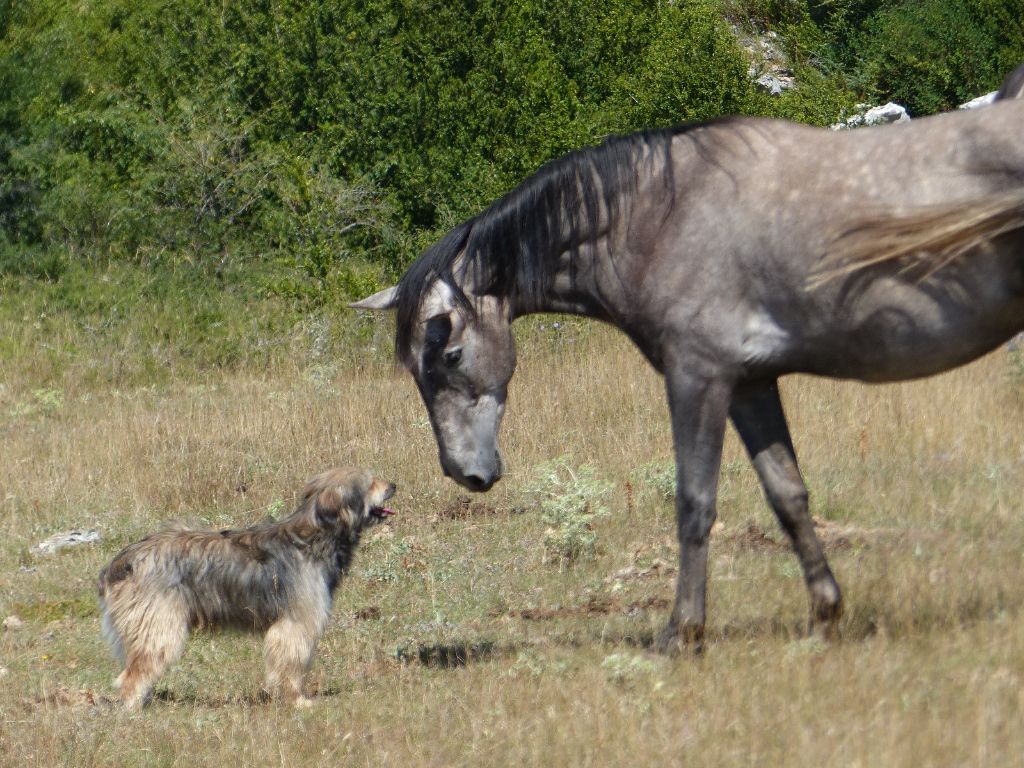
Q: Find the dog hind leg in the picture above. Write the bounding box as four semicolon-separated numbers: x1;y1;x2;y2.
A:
116;595;190;710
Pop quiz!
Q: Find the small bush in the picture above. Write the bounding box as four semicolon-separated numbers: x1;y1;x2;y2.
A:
601;652;659;688
524;457;613;566
1006;341;1024;386
0;240;66;281
631;459;676;502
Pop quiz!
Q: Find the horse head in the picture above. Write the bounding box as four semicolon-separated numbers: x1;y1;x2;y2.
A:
352;280;515;492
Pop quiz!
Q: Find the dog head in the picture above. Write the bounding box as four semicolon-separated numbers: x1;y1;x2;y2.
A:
300;467;397;537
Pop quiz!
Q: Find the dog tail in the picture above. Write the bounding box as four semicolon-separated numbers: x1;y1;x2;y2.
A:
97;554;134;664
98;550;136;598
97;585;127;665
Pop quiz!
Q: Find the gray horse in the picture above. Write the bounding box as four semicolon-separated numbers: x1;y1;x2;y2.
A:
353;66;1024;653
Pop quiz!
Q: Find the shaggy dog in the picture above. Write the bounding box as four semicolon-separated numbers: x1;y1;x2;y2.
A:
98;467;396;709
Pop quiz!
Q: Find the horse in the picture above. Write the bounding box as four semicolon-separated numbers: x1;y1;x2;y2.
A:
352;65;1024;654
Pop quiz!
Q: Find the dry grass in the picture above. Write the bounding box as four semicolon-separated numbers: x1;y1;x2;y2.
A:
3;319;1024;767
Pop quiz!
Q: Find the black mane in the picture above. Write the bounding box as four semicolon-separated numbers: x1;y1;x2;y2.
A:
393;122;719;364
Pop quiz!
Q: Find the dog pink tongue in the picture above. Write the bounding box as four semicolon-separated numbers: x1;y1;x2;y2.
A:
378;507;396;517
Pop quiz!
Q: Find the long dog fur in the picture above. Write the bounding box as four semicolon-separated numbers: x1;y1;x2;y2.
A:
98;467;396;709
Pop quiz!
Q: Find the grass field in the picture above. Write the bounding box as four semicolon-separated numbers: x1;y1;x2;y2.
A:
2;316;1024;767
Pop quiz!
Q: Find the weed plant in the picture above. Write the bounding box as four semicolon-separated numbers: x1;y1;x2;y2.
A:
524;457;613;565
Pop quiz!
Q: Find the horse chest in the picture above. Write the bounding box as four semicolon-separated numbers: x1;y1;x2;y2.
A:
738;310;792;369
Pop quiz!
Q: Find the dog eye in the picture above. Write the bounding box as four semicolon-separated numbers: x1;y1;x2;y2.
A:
444;349;462;367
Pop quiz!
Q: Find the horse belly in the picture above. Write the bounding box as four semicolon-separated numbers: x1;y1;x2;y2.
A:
805;301;1024;382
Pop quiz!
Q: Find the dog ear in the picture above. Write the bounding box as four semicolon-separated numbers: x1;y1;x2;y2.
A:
313;484;363;529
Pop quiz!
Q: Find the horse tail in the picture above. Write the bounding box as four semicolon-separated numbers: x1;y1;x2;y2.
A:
996;63;1024;101
809;187;1024;288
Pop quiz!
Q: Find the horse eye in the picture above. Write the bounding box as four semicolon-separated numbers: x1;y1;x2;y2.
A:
444;349;462;367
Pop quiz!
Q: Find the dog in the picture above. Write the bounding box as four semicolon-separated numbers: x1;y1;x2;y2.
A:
98;467;396;709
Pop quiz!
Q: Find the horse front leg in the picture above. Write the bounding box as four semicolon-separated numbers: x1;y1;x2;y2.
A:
729;379;843;637
654;368;733;655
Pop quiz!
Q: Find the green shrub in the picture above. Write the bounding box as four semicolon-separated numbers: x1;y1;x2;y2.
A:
631;460;676;502
525;457;613;566
0;239;66;281
601;652;659;687
856;0;1024;114
602;1;754;128
0;0;757;281
722;0;807;30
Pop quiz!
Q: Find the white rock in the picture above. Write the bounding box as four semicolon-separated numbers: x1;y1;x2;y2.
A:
863;102;910;125
755;73;796;97
740;27;798;97
832;102;910;130
33;529;101;555
959;91;998;110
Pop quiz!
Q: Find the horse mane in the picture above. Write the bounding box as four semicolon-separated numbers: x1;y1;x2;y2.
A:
394;122;726;364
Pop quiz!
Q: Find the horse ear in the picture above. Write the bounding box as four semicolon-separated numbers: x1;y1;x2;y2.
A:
349;286;398;311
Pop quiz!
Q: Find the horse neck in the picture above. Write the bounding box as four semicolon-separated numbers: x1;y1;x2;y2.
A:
502;154;669;322
505;236;626;322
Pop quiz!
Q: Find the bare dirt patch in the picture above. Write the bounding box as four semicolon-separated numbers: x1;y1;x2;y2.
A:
811;517;938;551
604;558;677;583
723;521;791;553
716;519;916;554
502;594;671;621
23;685;112;711
434;497;522;522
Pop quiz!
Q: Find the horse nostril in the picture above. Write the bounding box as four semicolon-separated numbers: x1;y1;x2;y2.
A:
463;474;488;492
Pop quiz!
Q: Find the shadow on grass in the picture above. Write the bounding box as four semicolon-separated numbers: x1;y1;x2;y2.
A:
586;619;810;651
837;589;1024;642
396;640;509;668
151;688;274;708
143;595;1024;705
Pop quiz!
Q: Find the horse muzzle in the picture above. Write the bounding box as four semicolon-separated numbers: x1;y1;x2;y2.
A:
441;450;503;492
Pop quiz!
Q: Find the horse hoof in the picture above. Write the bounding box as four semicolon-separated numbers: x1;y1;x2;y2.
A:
808;614;841;643
809;591;843;642
652;622;704;656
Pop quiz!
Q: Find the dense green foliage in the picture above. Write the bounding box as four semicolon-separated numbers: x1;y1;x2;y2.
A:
802;0;1024;114
1;0;1022;380
0;0;755;284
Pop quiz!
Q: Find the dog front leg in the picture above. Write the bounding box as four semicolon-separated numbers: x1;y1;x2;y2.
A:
264;618;318;706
